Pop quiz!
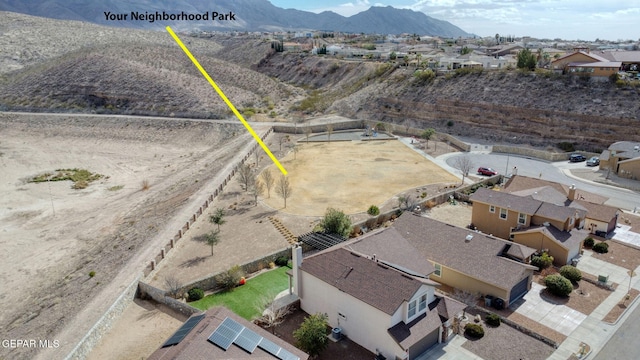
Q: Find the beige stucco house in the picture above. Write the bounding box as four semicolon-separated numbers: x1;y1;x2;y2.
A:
600;141;640;180
551;50;621;77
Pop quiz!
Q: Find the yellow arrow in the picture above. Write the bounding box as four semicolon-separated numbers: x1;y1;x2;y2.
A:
166;26;287;175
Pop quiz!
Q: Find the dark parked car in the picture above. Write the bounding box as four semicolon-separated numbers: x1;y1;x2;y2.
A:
570;154;586;162
586;156;600;166
478;167;498;176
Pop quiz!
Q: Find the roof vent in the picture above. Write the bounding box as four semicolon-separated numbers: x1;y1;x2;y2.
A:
543;222;550;227
635;145;639;151
465;234;474;242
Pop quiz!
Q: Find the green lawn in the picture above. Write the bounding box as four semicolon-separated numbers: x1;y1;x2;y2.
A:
190;266;290;320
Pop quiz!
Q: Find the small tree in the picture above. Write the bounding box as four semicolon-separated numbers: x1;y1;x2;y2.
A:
209;208;226;230
275;175;292;208
421;128;435;150
216;265;245;291
293;313;329;358
248;178;265;206
292;145;299;160
326;123;334;143
319;208;351;237
517;48;536;71
164;275;183;299
237;163;254;192
203;230;220;256
593;242;609;253
560;265;582;283
255;293;292;334
453;155;473;185
531;252;554;270
260;169;275;198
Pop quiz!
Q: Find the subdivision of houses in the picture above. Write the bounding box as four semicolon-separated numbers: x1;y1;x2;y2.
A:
470;177;620;265
148;306;308;360
291;213;536;359
600;141;640;180
551;49;621;77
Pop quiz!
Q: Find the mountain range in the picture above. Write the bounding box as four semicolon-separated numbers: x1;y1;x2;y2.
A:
0;0;471;37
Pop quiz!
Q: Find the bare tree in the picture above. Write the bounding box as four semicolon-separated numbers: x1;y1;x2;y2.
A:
326;123;334;143
197;230;220;256
304;126;312;142
237;163;254;191
249;177;265;206
279;135;290;151
260;169;274;198
292;145;299;160
254;149;261;167
254;293;292;334
275;175;293;208
164;275;183;299
453;289;479;320
398;195;418;212
453;154;473;185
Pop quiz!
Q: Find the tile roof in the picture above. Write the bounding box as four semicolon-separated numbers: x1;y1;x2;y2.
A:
393;213;536;290
148;307;308;360
301;247;423;315
470;187;542;215
345;227;436;277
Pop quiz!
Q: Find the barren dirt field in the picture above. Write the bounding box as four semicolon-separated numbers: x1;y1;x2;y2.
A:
262;140;459;216
0;113;257;360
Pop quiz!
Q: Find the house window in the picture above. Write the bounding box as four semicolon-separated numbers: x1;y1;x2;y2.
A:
419;294;427;312
489;205;495;213
408;300;417;318
518;213;526;225
500;208;508;220
433;263;442;277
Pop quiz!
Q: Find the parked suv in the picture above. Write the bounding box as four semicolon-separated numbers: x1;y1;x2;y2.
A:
569;154;586;162
586;156;600;166
477;167;498;176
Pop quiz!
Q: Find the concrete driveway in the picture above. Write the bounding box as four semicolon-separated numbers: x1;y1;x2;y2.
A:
511;283;587;334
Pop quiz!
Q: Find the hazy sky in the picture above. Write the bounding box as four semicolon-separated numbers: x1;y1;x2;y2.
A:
269;0;639;41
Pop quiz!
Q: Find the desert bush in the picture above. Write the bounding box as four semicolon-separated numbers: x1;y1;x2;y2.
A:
275;256;289;267
464;323;485;338
485;313;501;327
141;179;150;191
531;252;554;270
557;141;575;152
187;288;204;301
559;265;582;283
413;69;435;83
367;205;380;216
593;242;609;253
350;225;362;238
584;237;595;248
216;265;245;291
88;271;96;278
544;274;573;297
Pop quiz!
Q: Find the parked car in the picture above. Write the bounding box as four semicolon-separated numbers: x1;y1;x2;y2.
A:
586;156;600;166
569;154;586;162
477;167;498;176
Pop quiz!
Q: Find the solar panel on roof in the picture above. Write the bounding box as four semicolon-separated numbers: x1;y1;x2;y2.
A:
235;327;262;353
161;314;205;348
277;348;300;360
208;317;243;350
258;338;280;355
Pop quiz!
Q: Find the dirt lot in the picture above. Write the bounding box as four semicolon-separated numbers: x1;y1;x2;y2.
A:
425;202;473;228
261;140;459;216
0;113;254;360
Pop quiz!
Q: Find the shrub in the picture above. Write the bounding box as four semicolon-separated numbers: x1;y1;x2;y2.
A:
544;274;573;297
593;242;609;253
294;313;329;357
557;141;576;152
531;252;554;270
464;323;485;338
216;265;245;291
367;205;380;216
560;265;582;283
584;237;595;248
88;271;96;278
275;256;289;267
485;313;501;327
188;288;204;301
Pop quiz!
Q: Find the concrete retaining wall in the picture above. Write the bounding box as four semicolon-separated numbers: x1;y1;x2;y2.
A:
493;145;599;162
137;282;201;317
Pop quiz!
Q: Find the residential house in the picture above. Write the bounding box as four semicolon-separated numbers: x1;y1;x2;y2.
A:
148;306;308;360
600;141;640;180
551;50;621;77
470;184;603;265
392;214;537;306
292;227;465;360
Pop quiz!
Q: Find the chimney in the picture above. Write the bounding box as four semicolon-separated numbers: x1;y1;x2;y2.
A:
568;184;576;201
292;245;303;297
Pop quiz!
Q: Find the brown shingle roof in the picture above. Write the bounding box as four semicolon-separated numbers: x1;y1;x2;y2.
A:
504;176;608;204
534;202;585;223
575;200;619;222
346;227;436;277
301;248;423;315
513;226;588;250
148;307;308;360
393;213;536;290
388;310;441;350
470;187;542;215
